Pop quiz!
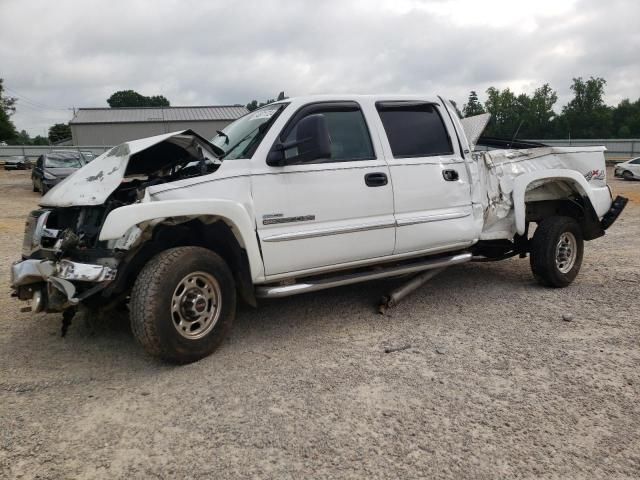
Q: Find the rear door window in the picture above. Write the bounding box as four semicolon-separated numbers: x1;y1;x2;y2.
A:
376;103;453;158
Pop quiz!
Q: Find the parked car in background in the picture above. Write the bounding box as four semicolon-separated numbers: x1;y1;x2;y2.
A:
614;157;640;180
3;155;31;170
31;151;85;194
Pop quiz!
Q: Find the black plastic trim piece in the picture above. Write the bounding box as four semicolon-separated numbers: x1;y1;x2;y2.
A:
476;136;547;149
601;195;628;230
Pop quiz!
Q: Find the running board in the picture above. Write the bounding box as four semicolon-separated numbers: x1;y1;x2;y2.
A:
255;252;472;299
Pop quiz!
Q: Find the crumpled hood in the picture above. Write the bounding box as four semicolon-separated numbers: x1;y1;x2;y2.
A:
40;130;217;207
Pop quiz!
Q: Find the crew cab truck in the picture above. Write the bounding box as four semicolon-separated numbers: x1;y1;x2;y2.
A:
10;95;628;363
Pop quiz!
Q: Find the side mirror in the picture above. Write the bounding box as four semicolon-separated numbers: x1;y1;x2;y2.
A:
267;114;331;166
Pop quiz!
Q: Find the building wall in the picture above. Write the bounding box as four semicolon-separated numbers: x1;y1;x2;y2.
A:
71;120;234;146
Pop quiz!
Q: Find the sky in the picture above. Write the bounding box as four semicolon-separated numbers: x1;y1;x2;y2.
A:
1;0;639;137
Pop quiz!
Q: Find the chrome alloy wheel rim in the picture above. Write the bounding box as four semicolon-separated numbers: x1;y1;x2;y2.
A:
171;271;221;339
555;232;577;274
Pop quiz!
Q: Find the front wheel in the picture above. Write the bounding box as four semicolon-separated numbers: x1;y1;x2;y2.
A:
130;246;236;363
622;170;634;181
530;216;584;288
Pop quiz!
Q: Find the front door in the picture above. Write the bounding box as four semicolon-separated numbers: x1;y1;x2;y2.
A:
375;101;477;255
252;101;395;277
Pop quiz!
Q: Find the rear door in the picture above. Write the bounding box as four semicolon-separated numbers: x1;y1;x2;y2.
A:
251;101;395;277
375;101;477;254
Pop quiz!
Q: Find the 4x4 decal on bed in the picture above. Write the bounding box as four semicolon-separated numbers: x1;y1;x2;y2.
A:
584;169;605;181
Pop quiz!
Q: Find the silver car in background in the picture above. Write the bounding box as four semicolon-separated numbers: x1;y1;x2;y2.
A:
614;157;640;180
3;155;31;170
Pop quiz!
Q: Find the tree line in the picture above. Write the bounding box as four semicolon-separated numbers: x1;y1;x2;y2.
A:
2;79;639;145
462;77;640;140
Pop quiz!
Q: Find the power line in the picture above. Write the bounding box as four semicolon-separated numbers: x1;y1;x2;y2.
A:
4;86;69;111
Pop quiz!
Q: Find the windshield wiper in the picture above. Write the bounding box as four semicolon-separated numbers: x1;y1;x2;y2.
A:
220;105;285;160
216;130;230;144
220;126;261;160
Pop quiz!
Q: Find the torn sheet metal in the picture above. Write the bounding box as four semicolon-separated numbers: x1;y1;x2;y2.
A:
477;146;607;239
40;130;219;208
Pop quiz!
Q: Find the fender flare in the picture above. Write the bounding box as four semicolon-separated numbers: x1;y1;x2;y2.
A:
512;169;598;236
99;199;264;280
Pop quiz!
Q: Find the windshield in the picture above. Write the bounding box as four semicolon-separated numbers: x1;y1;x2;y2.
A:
211;103;286;160
45;154;83;168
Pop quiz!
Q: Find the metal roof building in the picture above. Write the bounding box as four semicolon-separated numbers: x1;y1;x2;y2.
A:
69;105;248;146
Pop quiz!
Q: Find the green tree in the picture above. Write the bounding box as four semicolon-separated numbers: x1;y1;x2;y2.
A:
31;135;49;145
15;130;31;144
519;84;558;139
246;91;287;112
246;98;275;112
556;77;612;138
7;130;49;146
483;87;521;138
48;123;71;143
479;84;558;140
462;91;485;117
611;98;640;138
0;78;18;142
107;90;170;108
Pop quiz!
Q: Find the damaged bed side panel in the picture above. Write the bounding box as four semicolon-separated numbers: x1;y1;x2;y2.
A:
477;146;610;239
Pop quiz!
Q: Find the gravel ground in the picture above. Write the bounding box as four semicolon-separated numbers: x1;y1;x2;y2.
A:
0;168;639;479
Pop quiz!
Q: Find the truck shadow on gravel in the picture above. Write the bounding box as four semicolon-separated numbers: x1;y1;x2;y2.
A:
4;259;530;368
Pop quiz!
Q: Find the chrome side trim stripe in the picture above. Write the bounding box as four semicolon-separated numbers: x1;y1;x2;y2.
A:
256;252;472;298
261;219;395;242
261;211;470;242
396;211;470;227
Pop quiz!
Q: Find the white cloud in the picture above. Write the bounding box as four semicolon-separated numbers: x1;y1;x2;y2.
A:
0;0;638;137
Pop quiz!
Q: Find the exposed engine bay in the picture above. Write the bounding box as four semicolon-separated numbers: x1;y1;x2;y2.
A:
12;131;224;313
34;130;222;253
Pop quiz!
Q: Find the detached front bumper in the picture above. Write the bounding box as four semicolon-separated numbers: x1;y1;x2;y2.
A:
11;259;116;312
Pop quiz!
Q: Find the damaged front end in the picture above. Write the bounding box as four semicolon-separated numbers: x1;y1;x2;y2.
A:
11;130;222;313
11;208;119;312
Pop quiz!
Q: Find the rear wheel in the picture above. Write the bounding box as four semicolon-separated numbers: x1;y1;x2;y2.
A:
530;216;583;288
130;246;236;363
622;170;634;180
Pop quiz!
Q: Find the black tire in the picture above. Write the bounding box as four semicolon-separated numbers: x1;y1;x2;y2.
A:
530;216;584;288
130;246;236;363
622;170;634;180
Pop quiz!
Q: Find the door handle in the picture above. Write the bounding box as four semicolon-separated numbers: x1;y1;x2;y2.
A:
365;172;388;187
442;169;459;181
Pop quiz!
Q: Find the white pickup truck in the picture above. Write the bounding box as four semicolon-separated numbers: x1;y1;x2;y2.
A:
10;95;627;363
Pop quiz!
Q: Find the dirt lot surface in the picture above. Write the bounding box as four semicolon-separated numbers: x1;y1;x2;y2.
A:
0;168;639;479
